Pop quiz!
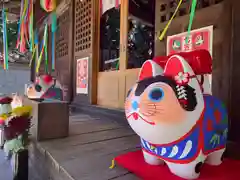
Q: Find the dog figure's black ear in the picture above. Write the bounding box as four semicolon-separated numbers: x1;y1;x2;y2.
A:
163;55;205;112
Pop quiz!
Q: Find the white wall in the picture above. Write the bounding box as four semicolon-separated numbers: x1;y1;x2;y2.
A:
0;66;30;95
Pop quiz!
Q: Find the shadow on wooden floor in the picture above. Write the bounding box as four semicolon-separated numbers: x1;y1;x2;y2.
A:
29;113;140;180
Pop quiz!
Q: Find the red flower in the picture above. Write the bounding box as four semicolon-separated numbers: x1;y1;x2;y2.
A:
0;96;12;104
4;115;31;140
0;118;4;126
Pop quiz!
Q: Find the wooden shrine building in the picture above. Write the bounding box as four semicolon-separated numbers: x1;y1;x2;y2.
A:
32;0;240;157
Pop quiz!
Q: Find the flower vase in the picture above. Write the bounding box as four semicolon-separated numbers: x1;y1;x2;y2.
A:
0;129;4;148
13;150;28;180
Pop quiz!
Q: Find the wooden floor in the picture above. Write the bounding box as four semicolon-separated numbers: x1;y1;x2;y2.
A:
35;113;140;180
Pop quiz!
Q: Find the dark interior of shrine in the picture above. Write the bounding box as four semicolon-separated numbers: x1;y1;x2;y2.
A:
99;0;155;71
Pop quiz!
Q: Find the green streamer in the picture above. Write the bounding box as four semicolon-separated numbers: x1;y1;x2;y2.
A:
44;25;48;73
51;11;57;71
116;62;119;70
186;0;197;43
51;11;57;33
36;24;47;73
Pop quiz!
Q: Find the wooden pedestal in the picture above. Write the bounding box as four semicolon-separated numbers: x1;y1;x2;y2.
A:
23;97;69;141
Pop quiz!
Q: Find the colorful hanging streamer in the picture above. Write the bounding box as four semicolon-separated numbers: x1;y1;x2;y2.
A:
38;0;57;72
40;0;56;12
44;25;48;73
51;11;57;71
16;0;24;49
29;30;38;67
186;0;198;43
16;0;34;53
29;0;34;52
29;46;36;67
34;30;39;71
159;0;183;41
36;24;48;73
2;8;8;70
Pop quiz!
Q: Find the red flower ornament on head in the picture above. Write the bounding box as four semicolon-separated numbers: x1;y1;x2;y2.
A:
174;72;190;85
42;74;53;84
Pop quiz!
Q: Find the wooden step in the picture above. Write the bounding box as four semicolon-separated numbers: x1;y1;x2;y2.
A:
29;113;140;180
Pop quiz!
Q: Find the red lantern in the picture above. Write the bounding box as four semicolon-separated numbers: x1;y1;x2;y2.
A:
40;0;56;12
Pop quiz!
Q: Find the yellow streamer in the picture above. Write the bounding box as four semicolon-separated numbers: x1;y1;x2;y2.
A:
109;159;115;169
36;24;48;73
22;0;28;20
36;48;44;73
29;46;36;67
159;0;183;41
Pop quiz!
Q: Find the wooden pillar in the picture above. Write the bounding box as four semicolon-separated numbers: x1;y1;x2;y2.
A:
212;2;232;113
118;0;129;107
228;0;240;149
73;0;93;104
68;1;74;102
119;0;129;71
90;0;100;104
213;0;240;159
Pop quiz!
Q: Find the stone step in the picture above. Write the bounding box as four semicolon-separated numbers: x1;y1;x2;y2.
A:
29;142;74;180
70;103;128;126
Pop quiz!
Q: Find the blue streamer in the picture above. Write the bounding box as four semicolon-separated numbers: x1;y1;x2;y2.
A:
51;11;57;32
2;9;8;70
16;20;21;39
39;39;44;51
34;30;38;44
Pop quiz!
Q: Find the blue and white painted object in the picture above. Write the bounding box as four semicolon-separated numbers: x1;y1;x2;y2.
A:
125;54;228;179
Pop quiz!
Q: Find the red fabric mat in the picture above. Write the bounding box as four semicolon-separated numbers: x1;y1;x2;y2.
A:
115;150;240;180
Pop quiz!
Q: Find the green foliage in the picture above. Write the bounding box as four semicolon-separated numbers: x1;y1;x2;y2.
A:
0;21;18;48
4;136;25;153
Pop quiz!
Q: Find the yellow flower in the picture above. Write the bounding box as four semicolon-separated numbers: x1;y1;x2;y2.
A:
11;106;32;117
0;113;10;120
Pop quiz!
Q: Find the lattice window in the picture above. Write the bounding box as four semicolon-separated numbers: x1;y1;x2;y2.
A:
158;0;223;24
155;0;224;56
75;0;92;52
56;9;70;58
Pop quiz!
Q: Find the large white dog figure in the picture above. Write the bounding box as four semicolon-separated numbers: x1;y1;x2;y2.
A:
125;55;228;179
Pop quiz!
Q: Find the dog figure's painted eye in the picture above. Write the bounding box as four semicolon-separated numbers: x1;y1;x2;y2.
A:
35;84;42;92
148;88;164;102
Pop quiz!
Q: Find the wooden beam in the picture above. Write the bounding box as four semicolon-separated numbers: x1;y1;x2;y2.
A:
0;1;20;9
90;0;100;104
119;0;129;71
67;0;74;101
228;0;240;144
